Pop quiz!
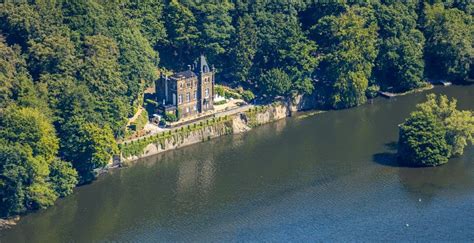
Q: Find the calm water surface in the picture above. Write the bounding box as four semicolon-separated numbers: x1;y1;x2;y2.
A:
1;85;474;242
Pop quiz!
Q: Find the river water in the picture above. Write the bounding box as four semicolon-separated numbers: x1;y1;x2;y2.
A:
1;85;473;242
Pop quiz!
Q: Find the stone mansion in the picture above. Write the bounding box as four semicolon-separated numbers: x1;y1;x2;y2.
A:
156;55;215;119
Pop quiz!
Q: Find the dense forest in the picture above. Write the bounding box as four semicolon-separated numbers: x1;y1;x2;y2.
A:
0;0;472;217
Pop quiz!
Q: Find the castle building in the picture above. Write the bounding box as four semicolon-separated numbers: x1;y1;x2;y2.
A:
156;55;215;119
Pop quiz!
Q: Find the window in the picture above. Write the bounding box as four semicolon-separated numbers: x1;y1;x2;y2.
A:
179;82;183;89
178;94;182;104
187;81;191;88
186;92;190;102
193;105;197;111
194;92;197;100
205;88;209;98
186;107;190;113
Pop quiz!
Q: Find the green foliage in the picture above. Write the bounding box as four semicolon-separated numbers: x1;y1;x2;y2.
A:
1;0;473;217
0;143;31;217
241;90;256;102
312;6;378;109
423;3;473;81
163;112;178;123
129;109;149;132
214;100;227;106
398;94;474;166
195;0;235;64
0;106;58;162
259;68;292;97
374;2;426;92
60;117;118;184
124;0;167;48
230;14;257;84
366;85;380;99
0;106;76;217
398;106;450;166
48;159;78;198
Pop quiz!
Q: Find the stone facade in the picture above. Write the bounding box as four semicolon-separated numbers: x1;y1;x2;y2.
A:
156;55;215;119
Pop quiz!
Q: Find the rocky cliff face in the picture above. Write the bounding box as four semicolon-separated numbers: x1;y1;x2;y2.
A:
289;93;319;114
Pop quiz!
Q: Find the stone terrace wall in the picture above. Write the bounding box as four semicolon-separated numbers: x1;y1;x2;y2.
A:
119;101;301;164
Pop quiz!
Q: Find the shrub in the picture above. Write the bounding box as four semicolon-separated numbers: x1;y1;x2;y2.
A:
366;85;380;99
241;90;256;102
214;100;227;105
164;112;177;122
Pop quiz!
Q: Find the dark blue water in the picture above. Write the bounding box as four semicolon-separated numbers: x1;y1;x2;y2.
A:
1;85;473;242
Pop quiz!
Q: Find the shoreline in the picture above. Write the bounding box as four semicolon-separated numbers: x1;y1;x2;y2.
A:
0;83;448;227
117;83;441;165
0;217;20;230
378;84;434;98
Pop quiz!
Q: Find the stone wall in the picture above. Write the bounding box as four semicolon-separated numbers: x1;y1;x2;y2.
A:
120;117;233;163
120;101;304;164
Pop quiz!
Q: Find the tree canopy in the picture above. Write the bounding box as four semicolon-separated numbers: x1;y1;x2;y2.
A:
398;94;474;167
1;0;473;217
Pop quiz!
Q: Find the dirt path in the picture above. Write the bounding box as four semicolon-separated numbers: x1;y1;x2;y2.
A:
126;106;144;127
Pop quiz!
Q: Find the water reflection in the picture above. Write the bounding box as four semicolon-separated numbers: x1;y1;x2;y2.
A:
398;147;474;202
1;85;473;242
373;140;474;202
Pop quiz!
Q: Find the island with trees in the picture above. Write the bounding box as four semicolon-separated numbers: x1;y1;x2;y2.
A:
398;94;474;167
0;1;473;219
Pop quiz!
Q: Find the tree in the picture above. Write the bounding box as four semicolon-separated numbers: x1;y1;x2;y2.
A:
80;34;128;133
423;3;473;81
398;107;450;166
398;94;474;166
0;143;30;217
27;33;78;79
114;27;159;113
230;14;257;84
0;106;73;217
0;36;30;108
278;30;319;95
311;7;378;109
0;106;58;162
374;3;426;92
259;68;292;97
48;159;78;197
60;117;118;184
61;0;107;37
124;0;167;48
162;0;200;68
194;0;235;64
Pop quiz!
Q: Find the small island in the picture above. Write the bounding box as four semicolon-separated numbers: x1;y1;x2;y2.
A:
398;94;474;167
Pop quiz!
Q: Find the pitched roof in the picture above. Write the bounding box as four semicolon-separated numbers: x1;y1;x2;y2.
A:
171;70;196;79
194;55;210;73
